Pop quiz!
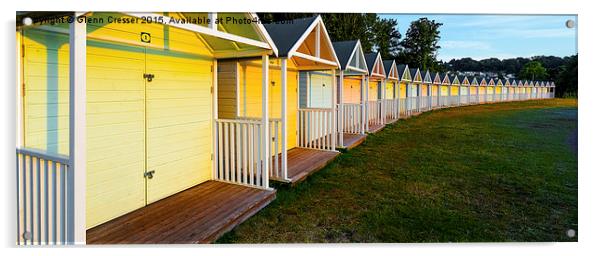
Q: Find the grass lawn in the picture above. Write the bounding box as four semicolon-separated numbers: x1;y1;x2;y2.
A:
217;98;578;243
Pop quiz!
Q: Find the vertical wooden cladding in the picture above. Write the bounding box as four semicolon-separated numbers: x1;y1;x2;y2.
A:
22;12;217;229
385;81;395;99
342;77;362;103
368;80;379;100
217;58;298;150
399;83;408;99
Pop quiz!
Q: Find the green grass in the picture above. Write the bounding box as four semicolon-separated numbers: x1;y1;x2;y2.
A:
217;99;578;243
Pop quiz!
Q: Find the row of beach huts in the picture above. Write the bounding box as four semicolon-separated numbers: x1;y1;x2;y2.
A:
15;12;555;245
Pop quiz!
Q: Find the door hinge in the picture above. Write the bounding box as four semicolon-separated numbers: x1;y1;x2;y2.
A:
22;83;26;96
143;73;155;82
21;44;25;58
210;86;214;94
211;153;214;160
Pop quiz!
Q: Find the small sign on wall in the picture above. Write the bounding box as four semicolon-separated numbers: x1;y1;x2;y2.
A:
140;32;151;43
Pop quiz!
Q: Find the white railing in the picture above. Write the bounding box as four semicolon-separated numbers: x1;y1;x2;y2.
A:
449;95;458;106
298;108;336;151
367;100;383;125
407;97;418;114
487;93;493;102
431;96;439;109
16;148;71;245
384;98;398;120
214;118;274;188
460;95;469;105
338;103;363;134
420;96;430;111
470;94;478;105
399;98;408;116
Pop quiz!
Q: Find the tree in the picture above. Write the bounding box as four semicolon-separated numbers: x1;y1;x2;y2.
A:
396;17;443;71
518;61;548;80
555;55;578;97
257;13;402;59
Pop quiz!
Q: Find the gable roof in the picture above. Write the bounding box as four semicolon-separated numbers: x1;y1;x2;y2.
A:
471;77;479;86
440;73;451;85
451;75;461;85
383;60;399;80
332;40;367;73
263;15;339;68
420;70;432;84
479;77;488;86
264;16;316;58
365;52;386;77
410;68;422;82
397;64;412;82
458;75;470;85
432;73;442;84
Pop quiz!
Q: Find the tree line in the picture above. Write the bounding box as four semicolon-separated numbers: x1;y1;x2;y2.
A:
258;13;577;97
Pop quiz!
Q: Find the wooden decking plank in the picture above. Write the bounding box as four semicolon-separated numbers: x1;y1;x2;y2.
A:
89;181;224;244
342;133;367;150
139;182;241;243
86;181;275;244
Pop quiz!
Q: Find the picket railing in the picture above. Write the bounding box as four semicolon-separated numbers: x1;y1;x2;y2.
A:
407;97;418;114
419;96;430;111
214;118;277;188
399;98;408;115
338;103;363;134
16;148;71;245
367;100;383;125
298;108;336;151
384;98;399;120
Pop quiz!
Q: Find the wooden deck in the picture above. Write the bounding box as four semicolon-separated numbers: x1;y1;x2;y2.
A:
367;123;386;133
340;133;367;150
278;147;339;185
86;181;276;244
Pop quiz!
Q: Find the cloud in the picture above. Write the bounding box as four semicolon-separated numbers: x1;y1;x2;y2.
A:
438;53;528;62
440;40;491;50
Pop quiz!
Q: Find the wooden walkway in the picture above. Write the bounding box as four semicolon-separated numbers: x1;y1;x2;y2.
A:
341;133;367;150
367;123;386;133
87;181;276;244
281;148;339;185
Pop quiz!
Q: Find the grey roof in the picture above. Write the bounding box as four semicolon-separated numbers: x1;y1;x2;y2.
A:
420;70;431;82
409;68;420;80
332;40;357;69
383;60;395;77
263;16;318;58
364;52;379;71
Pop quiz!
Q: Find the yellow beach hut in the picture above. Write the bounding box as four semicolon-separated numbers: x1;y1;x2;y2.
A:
478;77;488;104
419;70;433;111
502;79;511;101
397;64;412;115
364;52;387;132
431;72;442;108
439;73;451;107
16;11;281;244
485;78;498;102
458;75;470;105
450;75;461;106
510;79;518;101
217;15;341;185
383;60;400;123
469;77;479;104
409;68;422;112
332;40;369;149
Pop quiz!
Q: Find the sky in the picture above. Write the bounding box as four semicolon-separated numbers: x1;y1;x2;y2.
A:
378;14;578;62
